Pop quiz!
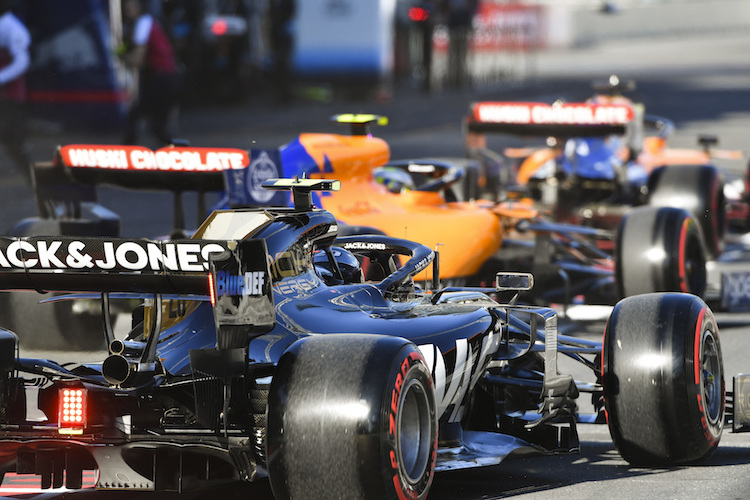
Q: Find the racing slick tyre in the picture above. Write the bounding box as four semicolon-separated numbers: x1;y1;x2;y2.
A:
0;219;108;351
615;206;706;299
602;293;724;465
0;293;102;351
267;334;437;500
647;164;725;260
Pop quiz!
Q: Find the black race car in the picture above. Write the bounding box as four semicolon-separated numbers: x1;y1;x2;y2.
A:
0;178;741;498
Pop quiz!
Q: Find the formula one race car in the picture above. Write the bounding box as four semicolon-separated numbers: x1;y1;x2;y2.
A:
0;179;741;498
462;77;748;305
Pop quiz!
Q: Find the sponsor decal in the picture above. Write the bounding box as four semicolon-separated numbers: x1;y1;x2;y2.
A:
473;102;634;126
215;270;266;297
341;241;387;251
225;149;288;207
246;151;280;203
168;299;188;318
60;145;249;172
722;270;750;310
274;275;318;295
414;254;433;274
338;200;378;217
0;238;227;272
209;239;275;332
407;163;436;174
270;249;308;279
419;326;500;422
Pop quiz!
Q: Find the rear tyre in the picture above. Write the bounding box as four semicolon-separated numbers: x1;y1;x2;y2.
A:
602;293;724;465
616;206;706;298
267;334;437;500
648;164;725;259
1;218;113;351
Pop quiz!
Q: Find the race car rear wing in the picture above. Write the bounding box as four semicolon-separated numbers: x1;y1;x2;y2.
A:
29;145;252;235
56;144;249;191
0;236;230;294
464;101;635;138
0;235;275;356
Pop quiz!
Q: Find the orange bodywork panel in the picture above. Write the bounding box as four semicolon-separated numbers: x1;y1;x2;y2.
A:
638;138;712;172
294;133;508;280
516;149;557;185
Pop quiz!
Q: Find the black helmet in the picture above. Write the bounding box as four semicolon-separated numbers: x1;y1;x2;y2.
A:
314;246;364;285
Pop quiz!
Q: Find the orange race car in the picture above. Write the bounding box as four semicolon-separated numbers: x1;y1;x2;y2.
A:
461;77;750;305
463;77;745;260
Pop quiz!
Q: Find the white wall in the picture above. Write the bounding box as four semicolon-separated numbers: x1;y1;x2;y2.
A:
540;0;750;48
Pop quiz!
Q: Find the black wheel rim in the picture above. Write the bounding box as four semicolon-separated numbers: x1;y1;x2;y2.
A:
397;378;432;484
701;329;722;425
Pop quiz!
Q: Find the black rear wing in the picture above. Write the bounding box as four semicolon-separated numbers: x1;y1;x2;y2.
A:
0;236;229;295
464;101;634;138
55;144;249;191
0;235;275;350
30;145;252;233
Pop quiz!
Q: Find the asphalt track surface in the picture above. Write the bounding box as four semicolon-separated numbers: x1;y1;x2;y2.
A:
2;33;750;499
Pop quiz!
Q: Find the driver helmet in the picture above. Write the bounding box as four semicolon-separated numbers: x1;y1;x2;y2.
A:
314;246;364;285
373;167;415;194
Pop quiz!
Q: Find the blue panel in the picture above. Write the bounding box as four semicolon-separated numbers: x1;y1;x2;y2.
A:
224;149;289;207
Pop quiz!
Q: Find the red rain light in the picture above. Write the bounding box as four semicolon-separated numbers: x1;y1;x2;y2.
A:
58;388;87;433
208;273;216;306
211;19;228;36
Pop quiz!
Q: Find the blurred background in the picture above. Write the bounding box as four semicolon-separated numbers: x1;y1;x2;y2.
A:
7;0;750;131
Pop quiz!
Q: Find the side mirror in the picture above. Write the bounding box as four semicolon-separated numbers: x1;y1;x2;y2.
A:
496;272;533;292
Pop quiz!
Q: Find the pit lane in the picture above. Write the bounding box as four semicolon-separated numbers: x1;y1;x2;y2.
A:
2;31;750;500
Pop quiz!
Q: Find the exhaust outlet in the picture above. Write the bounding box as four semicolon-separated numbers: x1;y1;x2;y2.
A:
102;354;133;386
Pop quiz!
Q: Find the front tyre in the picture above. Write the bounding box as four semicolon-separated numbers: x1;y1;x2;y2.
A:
267;334;437;500
602;293;724;465
616;206;706;298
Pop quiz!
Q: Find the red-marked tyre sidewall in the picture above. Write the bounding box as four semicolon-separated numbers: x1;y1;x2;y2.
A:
381;349;437;500
648;164;725;260
267;334;437;500
616;206;706;298
602;293;724;465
